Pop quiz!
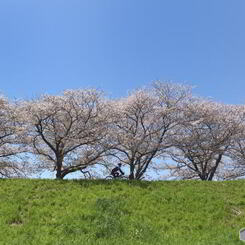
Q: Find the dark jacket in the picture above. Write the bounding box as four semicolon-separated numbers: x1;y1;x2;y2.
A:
111;166;124;175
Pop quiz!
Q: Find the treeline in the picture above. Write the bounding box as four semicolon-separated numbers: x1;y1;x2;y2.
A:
1;81;245;181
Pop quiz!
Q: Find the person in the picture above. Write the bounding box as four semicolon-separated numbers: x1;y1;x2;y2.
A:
111;163;124;178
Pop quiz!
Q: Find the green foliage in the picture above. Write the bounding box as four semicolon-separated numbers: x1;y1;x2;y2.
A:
0;179;245;244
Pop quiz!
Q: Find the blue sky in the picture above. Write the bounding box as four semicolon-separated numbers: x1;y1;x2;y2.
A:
0;0;244;104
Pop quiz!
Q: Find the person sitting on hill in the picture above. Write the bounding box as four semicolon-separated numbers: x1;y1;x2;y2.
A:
111;163;124;178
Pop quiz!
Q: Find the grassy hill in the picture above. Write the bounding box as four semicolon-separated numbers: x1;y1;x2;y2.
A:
1;179;245;245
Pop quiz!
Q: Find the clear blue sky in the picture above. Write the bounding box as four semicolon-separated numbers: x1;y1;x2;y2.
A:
0;0;244;104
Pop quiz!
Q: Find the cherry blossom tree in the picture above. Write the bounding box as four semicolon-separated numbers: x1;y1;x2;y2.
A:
0;96;28;178
108;82;192;180
23;89;111;179
167;99;241;180
225;106;245;179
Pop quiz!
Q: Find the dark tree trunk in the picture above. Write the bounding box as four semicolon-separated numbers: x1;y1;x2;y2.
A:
199;174;208;181
207;154;223;181
129;172;134;180
55;156;64;179
129;164;135;180
56;168;63;179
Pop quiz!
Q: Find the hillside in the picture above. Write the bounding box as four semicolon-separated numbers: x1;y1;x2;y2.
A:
1;179;245;245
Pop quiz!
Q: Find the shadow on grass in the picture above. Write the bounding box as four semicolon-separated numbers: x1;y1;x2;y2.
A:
72;179;152;189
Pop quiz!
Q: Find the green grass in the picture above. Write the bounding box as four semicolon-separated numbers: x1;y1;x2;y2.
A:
0;179;245;244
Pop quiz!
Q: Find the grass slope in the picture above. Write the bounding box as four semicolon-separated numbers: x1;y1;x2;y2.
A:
0;179;245;245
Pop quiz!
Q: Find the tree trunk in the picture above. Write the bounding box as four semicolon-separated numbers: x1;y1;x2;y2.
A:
55;157;64;179
199;172;208;181
207;154;223;181
129;173;134;180
56;168;63;179
128;163;135;180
